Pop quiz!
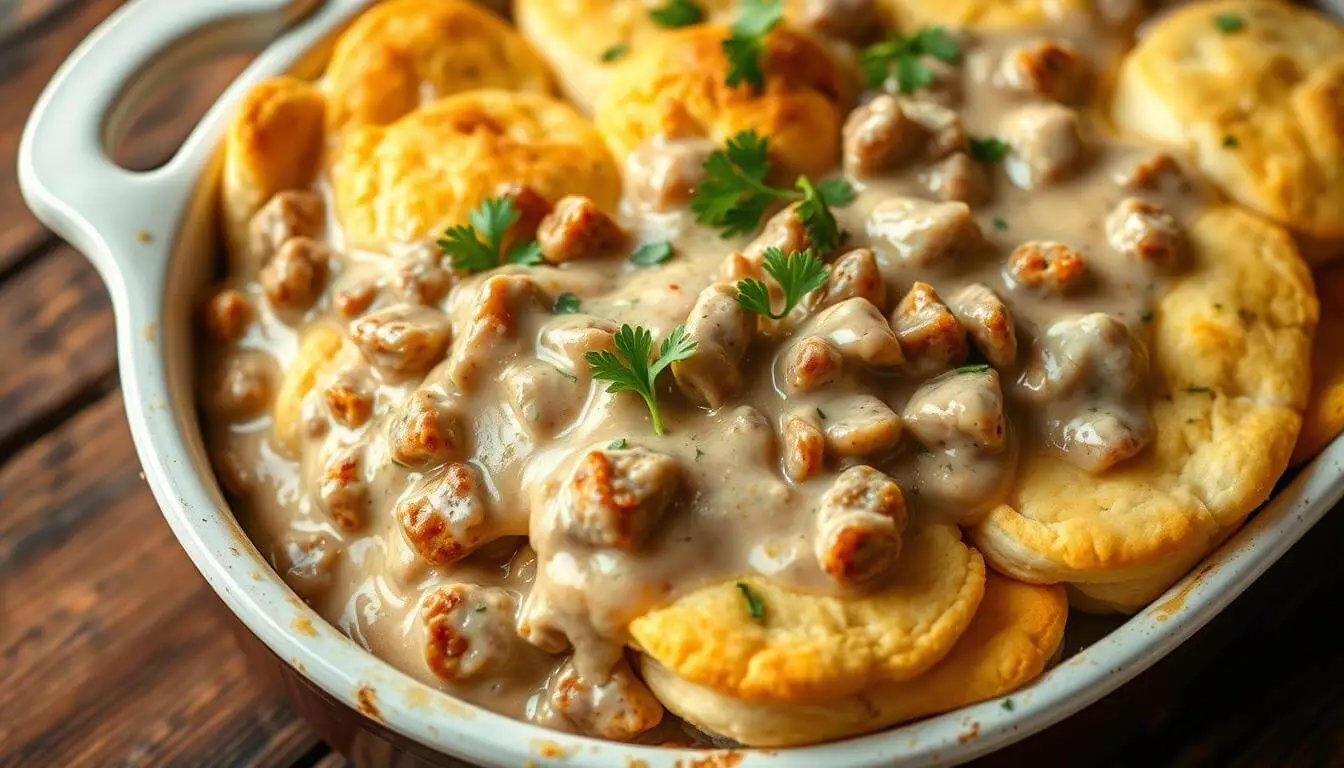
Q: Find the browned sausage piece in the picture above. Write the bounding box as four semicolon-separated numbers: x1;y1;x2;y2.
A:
248;190;324;268
504;361;585;439
923;152;989;206
323;368;375;428
806;298;905;367
903;369;1007;452
998;39;1090;103
273;531;341;599
822;395;903;456
538;658;664;741
260;236;329;310
842;95;920;177
350;304;452;378
672;283;756;407
318;443;371;532
387;389;466;470
203;288;254;342
815;465;908;584
537;196;626;263
794;0;882;43
902;98;968;159
892;282;968;378
397;463;493;565
868;197;982;267
781;410;827;483
559;448;681;551
1005;241;1087;293
947;283;1017;370
779;336;843;395
447;274;549;391
496;182;553;245
811;248;886;312
624;139;712;212
1105;197;1185;270
391;242;454;306
744;204;813;260
210;352;275;421
1001;104;1087;189
421;584;521;682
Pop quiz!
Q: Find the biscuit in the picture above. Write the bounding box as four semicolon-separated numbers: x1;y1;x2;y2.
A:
641;573;1067;747
514;0;738;114
330;90;621;248
971;206;1316;612
1112;0;1344;247
1292;261;1344;464
877;0;1141;31
595;24;852;178
221;77;326;271
628;523;986;702
273;325;346;457
325;0;553;133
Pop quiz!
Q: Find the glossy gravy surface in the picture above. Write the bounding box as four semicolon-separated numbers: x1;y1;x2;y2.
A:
201;14;1202;742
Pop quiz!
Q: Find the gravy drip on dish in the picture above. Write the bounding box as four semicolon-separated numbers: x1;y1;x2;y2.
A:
200;16;1204;741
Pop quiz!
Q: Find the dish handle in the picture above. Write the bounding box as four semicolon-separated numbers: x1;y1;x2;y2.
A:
17;0;325;284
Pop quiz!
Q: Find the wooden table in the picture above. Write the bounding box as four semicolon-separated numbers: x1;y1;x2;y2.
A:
1;2;1341;766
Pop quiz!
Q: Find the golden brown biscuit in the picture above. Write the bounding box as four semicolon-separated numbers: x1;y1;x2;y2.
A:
641;573;1067;747
273;325;346;457
514;0;738;114
971;206;1316;612
878;0;1141;31
330;90;621;248
325;0;553;133
595;24;852;178
628;523;986;702
1293;262;1344;464
1112;0;1344;247
221;77;326;270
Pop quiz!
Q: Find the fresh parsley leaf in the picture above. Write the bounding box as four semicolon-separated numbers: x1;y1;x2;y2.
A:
692;131;854;246
437;196;540;272
955;363;991;374
630;241;674;266
1213;13;1243;33
735;247;828;319
586;324;697;435
601;43;630;62
736;582;766;622
969;137;1010;164
554;292;581;314
860;25;960;91
794;176;844;252
692;130;785;237
650;0;703;27
608;438;628;450
506;240;544;265
723;0;783;92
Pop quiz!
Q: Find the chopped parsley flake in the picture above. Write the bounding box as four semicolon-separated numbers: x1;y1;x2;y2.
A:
816;407;827;420
969;137;1010;164
650;0;703;28
608;438;628;450
992;217;1009;231
1002;698;1015;712
736;582;766;622
1185;386;1213;395
553;366;578;383
1140;310;1154;323
955;363;991;374
1214;13;1244;33
695;446;705;463
630;240;674;266
553;292;582;314
601;43;630;63
1222;134;1239;149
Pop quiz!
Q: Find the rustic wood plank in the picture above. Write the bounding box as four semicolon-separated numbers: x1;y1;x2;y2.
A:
0;393;320;768
0;245;116;460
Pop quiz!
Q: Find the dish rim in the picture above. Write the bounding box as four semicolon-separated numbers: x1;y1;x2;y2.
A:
18;1;1344;765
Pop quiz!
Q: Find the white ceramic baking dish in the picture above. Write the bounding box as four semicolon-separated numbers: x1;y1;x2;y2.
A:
18;1;1344;765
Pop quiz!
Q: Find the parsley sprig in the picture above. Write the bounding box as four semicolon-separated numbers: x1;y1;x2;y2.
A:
860;26;960;92
586;324;697;435
723;0;783;92
436;197;541;273
691;131;855;251
736;247;828;319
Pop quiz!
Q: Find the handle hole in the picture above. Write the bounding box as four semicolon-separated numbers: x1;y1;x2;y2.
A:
109;49;257;172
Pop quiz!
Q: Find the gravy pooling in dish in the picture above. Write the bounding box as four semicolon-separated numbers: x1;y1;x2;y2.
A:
198;0;1320;747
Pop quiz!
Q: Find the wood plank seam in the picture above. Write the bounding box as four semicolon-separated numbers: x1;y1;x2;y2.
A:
0;364;116;471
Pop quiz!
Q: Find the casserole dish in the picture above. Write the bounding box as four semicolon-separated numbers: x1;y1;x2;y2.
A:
18;0;1344;765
